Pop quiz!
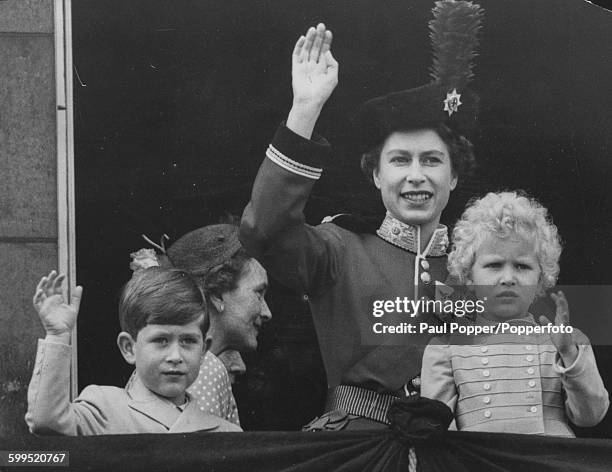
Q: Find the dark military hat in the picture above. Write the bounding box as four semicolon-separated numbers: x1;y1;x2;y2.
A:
353;0;484;154
353;82;480;154
165;224;241;276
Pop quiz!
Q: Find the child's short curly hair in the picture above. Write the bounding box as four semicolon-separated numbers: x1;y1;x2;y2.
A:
448;191;562;291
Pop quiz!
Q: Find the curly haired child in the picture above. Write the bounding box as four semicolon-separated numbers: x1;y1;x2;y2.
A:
421;191;609;436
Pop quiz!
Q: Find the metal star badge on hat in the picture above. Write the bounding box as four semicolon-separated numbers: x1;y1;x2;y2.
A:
352;1;483;153
443;88;462;116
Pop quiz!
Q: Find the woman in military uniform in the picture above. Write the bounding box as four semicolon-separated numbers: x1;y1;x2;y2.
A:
240;2;483;430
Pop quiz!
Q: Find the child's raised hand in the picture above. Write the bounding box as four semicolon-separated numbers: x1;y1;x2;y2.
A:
33;270;83;338
539;291;578;365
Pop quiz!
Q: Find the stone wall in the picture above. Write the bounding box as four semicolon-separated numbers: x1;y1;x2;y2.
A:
0;0;57;439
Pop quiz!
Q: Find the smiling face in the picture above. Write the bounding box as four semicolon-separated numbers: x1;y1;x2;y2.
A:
373;129;457;234
468;234;542;322
217;258;271;352
120;318;205;405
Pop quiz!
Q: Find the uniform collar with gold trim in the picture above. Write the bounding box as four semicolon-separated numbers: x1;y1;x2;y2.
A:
376;212;449;257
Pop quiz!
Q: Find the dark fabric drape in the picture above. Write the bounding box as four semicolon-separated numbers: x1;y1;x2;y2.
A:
3;430;612;471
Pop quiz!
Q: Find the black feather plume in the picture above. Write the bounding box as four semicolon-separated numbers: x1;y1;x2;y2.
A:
429;0;484;89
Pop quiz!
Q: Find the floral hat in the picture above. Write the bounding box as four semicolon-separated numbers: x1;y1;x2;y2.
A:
130;224;242;276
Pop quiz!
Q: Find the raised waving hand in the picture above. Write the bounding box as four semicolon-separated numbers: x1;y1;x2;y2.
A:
33;270;83;343
539;291;578;366
287;23;338;139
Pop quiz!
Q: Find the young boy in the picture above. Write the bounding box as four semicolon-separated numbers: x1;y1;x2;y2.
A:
26;268;241;435
421;191;609;436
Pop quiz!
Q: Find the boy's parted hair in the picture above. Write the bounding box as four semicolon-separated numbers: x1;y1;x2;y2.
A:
448;191;562;290
360;123;476;184
119;267;208;338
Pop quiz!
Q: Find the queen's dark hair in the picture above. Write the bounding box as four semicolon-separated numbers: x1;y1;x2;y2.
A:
359;123;475;184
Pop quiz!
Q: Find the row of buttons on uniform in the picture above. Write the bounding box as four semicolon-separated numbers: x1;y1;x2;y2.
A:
419;259;431;284
483;406;539;418
480;345;534;353
471;320;542;418
480;367;537;375
480;367;538;376
480;378;539;392
479;346;541;418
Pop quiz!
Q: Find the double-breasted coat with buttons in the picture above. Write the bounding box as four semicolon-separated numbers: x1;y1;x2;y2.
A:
421;316;609;436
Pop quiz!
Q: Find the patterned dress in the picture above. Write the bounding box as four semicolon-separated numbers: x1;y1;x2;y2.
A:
188;351;240;426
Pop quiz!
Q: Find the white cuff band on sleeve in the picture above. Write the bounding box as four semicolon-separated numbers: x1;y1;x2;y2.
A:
266;144;322;180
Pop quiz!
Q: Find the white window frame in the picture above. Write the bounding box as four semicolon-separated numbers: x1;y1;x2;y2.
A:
54;0;77;399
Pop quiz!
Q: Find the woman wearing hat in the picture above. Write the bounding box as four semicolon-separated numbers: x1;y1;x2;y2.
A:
131;224;272;426
241;3;483;430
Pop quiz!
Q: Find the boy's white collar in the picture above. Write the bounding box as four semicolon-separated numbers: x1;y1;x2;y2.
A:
125;371;190;407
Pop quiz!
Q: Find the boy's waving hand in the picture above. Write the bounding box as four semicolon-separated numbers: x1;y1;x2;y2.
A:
33;270;82;343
